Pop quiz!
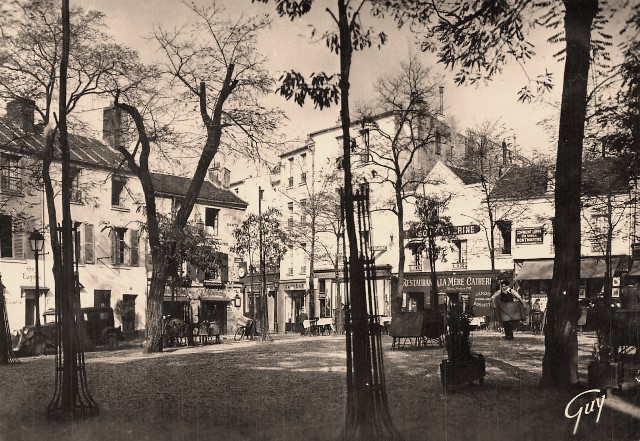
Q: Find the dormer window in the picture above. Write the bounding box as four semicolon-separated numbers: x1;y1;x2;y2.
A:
1;154;21;192
111;176;126;207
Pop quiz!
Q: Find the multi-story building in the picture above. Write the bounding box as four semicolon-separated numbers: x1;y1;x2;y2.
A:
405;159;637;319
0;99;248;336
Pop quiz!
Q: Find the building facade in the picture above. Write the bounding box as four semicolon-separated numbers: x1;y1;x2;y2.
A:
1;100;248;336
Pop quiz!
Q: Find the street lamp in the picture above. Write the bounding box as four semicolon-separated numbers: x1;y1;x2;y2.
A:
28;230;45;329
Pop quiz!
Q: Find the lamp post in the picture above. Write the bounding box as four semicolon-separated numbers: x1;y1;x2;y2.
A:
28;230;45;329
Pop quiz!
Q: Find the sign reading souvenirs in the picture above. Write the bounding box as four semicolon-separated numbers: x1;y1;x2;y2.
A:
515;227;544;244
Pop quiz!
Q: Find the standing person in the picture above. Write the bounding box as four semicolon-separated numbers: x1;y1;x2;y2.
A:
620;280;640;311
491;279;526;340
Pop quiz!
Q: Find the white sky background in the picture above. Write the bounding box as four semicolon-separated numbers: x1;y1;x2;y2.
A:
75;0;630;181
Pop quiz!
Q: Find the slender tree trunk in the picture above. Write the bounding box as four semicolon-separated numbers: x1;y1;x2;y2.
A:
395;184;405;314
540;0;598;390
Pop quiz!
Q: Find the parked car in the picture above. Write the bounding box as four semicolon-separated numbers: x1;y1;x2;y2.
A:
13;306;124;356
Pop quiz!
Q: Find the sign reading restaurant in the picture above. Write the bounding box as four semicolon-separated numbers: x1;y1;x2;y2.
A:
402;271;509;317
515;227;544;244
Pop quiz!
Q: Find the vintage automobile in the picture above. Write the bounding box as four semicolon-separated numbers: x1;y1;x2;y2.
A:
13;306;124;356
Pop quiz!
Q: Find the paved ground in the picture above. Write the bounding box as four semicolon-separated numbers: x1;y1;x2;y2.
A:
0;330;639;441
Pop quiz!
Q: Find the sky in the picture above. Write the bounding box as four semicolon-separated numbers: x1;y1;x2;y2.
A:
75;0;629;181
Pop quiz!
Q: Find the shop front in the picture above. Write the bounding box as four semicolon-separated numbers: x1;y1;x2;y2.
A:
163;287;234;335
243;272;279;333
280;279;308;333
515;257;626;302
402;271;502;318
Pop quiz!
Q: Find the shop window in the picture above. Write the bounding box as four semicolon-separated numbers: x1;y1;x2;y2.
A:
495;220;512;255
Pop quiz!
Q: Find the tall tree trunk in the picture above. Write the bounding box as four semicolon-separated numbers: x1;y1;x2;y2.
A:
336;0;370;435
540;0;598;390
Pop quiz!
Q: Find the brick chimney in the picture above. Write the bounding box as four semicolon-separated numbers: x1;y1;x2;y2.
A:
208;163;231;188
103;105;125;147
6;98;35;133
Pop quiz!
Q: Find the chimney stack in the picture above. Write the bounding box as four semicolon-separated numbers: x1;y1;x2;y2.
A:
502;141;508;166
7;98;35;133
103;105;124;148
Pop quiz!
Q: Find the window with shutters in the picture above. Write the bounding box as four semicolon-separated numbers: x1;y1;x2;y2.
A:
205;207;219;235
130;229;139;267
0;154;21;193
111;227;128;265
0;214;13;258
84;224;94;264
495;220;512;255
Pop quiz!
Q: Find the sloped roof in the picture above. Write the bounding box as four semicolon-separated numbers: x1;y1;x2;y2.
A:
150;173;247;210
490;164;549;199
0;119;124;170
491;159;631;200
448;165;483;185
0;118;247;210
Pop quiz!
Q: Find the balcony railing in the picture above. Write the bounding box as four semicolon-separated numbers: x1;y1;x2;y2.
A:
452;261;467;270
408;264;422;271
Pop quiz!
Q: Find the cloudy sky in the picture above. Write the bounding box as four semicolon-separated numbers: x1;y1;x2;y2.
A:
77;0;629;179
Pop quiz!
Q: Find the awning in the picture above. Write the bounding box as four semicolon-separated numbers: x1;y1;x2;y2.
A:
516;261;553;280
628;261;640;276
200;295;232;302
20;286;50;298
516;258;621;280
581;257;620;279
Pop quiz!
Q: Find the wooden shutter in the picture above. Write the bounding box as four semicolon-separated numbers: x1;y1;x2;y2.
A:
13;222;23;259
130;229;139;267
84;224;94;264
110;229;117;265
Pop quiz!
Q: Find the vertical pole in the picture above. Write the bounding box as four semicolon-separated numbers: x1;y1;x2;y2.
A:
34;245;41;329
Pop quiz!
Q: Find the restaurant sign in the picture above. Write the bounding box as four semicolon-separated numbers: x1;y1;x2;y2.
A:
403;271;501;317
515;227;544;245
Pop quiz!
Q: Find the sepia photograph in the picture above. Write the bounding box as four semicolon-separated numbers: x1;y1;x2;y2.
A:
1;0;640;440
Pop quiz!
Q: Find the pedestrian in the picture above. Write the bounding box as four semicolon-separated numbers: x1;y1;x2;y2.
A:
620;279;640;311
491;279;527;340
